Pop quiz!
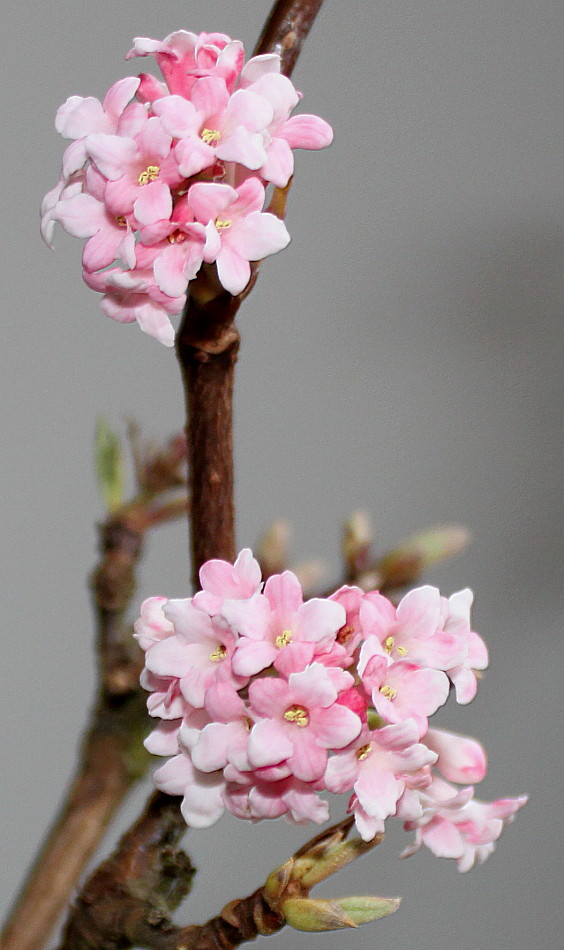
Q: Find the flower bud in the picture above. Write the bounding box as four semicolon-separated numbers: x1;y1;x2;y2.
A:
282;895;400;931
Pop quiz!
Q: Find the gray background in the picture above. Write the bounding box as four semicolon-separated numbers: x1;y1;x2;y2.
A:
1;1;563;948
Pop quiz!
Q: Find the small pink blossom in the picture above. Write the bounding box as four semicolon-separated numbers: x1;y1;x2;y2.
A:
358;644;449;735
440;589;489;703
247;663;361;783
187;178;290;295
224;570;345;677
146;597;247;707
193;547;262;615
325;720;437;841
402;777;528;871
361;586;464;671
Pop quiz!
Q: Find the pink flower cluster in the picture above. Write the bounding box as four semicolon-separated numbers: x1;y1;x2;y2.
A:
136;549;526;870
41;32;333;346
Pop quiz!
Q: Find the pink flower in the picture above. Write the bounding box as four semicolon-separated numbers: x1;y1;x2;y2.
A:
55;77;142;179
83;266;183;346
145;597;246;707
325;720;437;841
187;178;290;295
247;663;361;783
440;589;489;703
134;596;174;651
224;570;345;677
360;586;464;671
359;646;450;736
193;547;262;615
86;115;182;225
127;31;245;97
402;777;528;871
154;80;274;178
245;73;334;187
153;751;226;828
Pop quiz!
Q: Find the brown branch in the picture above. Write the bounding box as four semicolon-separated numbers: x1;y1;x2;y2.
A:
1;437;188;950
254;0;327;75
59;816;385;950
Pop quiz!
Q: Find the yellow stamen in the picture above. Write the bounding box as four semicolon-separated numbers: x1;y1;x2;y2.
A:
138;165;160;185
356;743;372;760
397;646;408;657
384;636;395;654
116;215;127;227
283;705;309;728
275;629;293;649
168;230;187;244
201;128;221;145
379;683;397;700
209;645;227;662
215;218;232;230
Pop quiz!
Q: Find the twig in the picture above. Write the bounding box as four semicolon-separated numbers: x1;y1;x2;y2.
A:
59;816;385;950
1;437;188;950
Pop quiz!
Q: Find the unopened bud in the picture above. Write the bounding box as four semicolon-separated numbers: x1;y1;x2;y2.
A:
295;835;383;889
378;525;470;588
343;511;373;574
257;520;291;577
282;895;400;932
95;418;123;513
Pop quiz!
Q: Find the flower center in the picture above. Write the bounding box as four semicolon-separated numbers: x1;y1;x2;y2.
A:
209;644;227;662
337;624;355;644
201;128;221;145
138;165;160;185
275;629;293;649
356;743;372;760
379;683;397;700
115;215;127;228
283;705;309;727
383;635;407;657
168;230;187;244
215;218;232;230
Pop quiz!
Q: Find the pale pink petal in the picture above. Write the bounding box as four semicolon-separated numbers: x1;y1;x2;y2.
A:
217;127;266;169
216;246;251;295
153;753;193;795
53;193;104;238
279;114;334;149
260;138;294;187
103;77;141;120
425;729;487;784
232;639;278;676
289;732;327;782
135;302;176;346
146;637;192;677
86;134;138;180
191;76;230;118
188;182;236;224
239;53;281;87
248;719;293;768
56;97;109;139
153;244;190;298
264;571;303;621
313;704;361;749
324;750;359;793
144;720;181;756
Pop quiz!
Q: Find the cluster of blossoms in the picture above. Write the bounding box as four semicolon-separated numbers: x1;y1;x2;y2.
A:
136;549;526;871
41;31;333;346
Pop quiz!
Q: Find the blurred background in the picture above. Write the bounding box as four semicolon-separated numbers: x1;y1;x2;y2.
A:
1;1;563;948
